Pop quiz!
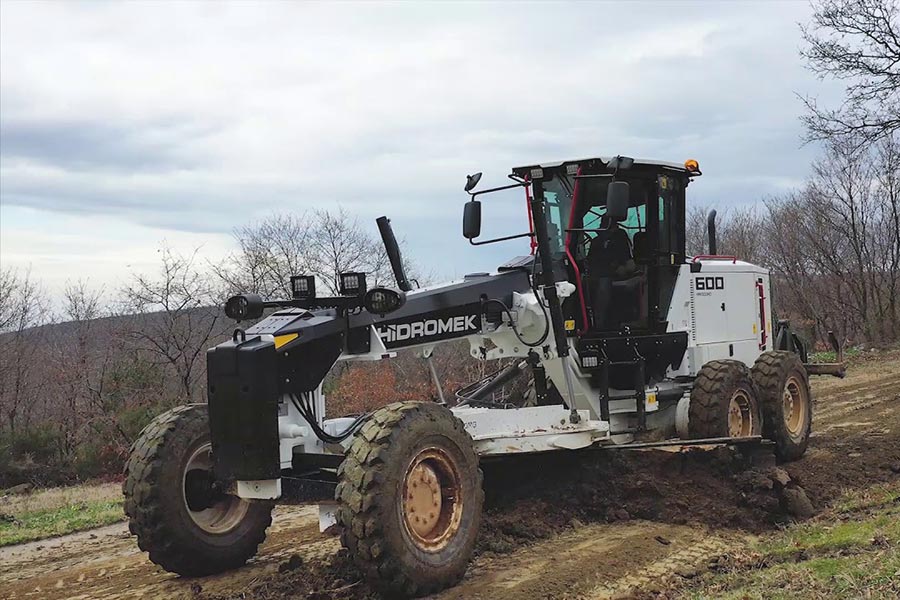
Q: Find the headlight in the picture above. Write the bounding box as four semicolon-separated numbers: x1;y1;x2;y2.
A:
364;287;406;315
224;293;265;321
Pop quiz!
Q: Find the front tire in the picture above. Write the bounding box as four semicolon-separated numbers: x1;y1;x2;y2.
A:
752;351;812;461
689;360;762;439
336;401;483;598
123;404;273;576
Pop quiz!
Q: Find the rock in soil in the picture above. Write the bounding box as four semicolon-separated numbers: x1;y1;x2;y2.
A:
278;554;304;573
4;482;33;495
781;486;815;520
769;467;791;489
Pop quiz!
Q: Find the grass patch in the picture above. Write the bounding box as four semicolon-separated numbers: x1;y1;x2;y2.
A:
809;346;861;363
0;481;125;546
759;512;899;559
833;483;900;514
673;481;900;600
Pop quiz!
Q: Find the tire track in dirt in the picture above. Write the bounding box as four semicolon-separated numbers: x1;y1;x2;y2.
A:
434;522;738;600
813;373;900;402
0;506;324;599
812;374;900;422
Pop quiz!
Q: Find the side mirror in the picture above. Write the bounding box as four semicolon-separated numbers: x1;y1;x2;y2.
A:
606;181;630;222
464;172;482;192
463;200;482;239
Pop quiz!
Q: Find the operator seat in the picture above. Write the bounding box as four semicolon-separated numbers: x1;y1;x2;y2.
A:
586;216;634;330
632;231;648;263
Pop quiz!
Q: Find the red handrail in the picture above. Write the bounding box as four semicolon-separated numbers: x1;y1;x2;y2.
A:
525;178;537;255
756;279;768;350
564;167;589;332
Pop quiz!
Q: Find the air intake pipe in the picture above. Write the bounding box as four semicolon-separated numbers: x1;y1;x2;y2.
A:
707;209;718;255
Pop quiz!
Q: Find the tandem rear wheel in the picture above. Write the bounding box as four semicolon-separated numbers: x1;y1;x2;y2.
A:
689;360;763;439
752;350;813;461
335;401;483;598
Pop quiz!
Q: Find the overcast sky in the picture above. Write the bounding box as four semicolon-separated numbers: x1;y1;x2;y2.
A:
0;1;840;299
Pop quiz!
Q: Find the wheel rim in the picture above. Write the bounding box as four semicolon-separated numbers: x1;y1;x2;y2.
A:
727;389;754;437
401;447;463;553
183;443;250;534
783;375;807;438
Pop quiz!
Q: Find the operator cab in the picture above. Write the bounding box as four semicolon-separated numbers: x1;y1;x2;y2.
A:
512;157;697;337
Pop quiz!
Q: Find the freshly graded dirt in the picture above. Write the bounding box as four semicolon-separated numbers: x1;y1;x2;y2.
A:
1;348;898;600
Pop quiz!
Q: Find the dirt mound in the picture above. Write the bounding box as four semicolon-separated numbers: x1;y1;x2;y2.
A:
200;446;797;600
476;446;800;556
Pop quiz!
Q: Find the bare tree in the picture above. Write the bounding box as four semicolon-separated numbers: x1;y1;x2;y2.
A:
686;204;710;257
216;212;313;299
218;208;401;299
0;268;51;432
306;208;395;295
50;281;112;457
686;204;765;264
761;133;900;344
121;246;224;403
801;0;900;144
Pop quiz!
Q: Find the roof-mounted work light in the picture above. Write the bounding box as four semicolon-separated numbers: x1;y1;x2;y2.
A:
339;272;367;297
291;275;316;300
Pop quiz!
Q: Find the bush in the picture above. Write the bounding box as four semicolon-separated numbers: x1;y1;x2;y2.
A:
73;442;127;481
0;427;69;488
116;403;166;442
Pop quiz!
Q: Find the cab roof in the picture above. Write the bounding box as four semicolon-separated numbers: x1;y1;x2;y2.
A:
511;156;697;177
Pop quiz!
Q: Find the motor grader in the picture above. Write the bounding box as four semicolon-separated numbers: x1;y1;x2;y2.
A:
123;155;843;597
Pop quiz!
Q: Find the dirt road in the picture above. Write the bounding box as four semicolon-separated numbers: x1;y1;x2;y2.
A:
2;349;898;600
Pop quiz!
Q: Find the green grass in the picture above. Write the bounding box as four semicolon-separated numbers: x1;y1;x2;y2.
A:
832;483;900;514
809;346;861;363
759;512;899;560
675;482;900;600
0;482;125;546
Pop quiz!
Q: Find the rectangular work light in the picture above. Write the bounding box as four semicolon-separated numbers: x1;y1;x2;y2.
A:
581;354;599;369
339;272;367;297
290;275;316;300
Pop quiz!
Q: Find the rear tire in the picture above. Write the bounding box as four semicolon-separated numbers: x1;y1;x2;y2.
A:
689;360;762;439
336;401;483;598
752;351;812;461
123;404;274;576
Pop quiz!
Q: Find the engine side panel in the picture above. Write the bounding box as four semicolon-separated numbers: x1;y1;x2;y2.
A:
666;262;771;375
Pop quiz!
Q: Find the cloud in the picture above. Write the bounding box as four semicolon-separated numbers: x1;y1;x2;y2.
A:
0;1;843;291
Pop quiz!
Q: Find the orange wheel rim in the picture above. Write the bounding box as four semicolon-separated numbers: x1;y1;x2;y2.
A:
401;447;463;553
783;376;807;438
727;390;754;437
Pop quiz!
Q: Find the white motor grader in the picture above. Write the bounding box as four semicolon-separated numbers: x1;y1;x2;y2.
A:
124;156;843;597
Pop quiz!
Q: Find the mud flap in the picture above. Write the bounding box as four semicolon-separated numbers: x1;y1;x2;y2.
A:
207;336;281;482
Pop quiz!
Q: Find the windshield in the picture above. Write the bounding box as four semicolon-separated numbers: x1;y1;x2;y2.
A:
538;170;685;263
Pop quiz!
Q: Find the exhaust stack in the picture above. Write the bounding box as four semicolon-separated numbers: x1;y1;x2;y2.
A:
376;216;412;292
707;209;718;255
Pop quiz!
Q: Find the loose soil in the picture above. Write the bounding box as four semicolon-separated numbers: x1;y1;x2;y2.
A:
1;349;898;600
